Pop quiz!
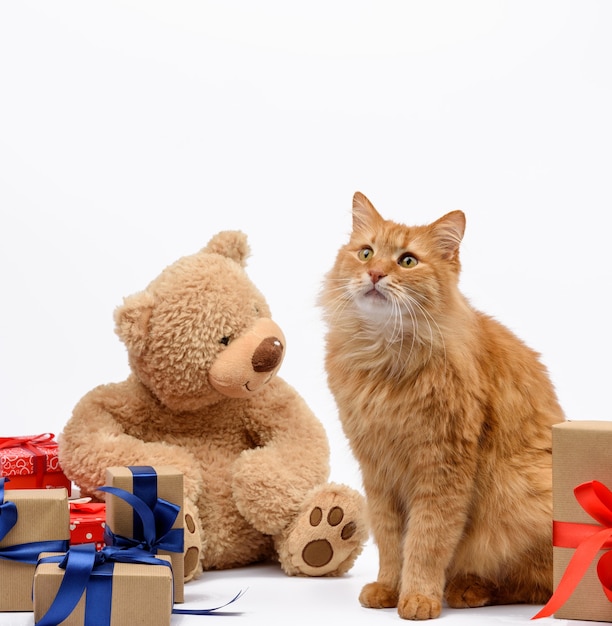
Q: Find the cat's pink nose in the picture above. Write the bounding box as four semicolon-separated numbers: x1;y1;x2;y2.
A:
369;269;386;284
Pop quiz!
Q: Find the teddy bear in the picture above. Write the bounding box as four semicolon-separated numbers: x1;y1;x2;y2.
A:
58;230;369;582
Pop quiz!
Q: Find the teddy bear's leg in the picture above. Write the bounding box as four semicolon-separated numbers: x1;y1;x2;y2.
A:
183;498;204;583
275;482;369;577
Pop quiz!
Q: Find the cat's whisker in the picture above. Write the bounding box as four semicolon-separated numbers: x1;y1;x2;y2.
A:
398;290;447;374
323;280;355;320
378;298;403;376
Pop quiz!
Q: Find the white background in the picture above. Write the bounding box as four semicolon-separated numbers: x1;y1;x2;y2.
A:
1;2;611;624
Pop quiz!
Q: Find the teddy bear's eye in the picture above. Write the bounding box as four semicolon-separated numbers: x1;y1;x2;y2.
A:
220;336;231;346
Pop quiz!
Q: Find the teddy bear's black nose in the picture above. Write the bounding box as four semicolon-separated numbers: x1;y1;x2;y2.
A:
252;336;284;373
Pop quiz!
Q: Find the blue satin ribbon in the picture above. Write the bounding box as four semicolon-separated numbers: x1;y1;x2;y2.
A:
0;477;68;564
0;539;70;563
171;588;248;615
0;478;18;541
100;485;184;554
129;466;157;539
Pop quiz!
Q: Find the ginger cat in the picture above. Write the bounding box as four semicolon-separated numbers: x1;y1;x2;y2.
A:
319;192;565;620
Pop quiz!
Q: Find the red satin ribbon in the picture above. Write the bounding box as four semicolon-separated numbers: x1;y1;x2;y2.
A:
533;480;612;619
0;433;56;450
70;502;106;515
0;433;56;488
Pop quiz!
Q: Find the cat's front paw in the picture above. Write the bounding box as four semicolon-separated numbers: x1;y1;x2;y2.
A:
445;573;494;608
359;581;399;608
398;593;442;620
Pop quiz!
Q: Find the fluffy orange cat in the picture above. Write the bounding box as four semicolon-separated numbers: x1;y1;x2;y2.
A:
319;192;565;620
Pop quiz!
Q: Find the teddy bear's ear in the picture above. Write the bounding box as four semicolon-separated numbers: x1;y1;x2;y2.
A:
113;290;155;354
203;231;250;267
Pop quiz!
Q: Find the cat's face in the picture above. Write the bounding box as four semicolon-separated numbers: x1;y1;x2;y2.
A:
322;192;466;335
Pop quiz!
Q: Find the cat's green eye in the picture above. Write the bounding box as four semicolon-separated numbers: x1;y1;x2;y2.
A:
358;247;373;261
398;253;418;269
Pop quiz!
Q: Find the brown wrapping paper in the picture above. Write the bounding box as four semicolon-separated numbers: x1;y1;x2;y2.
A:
0;488;70;611
552;420;612;621
104;466;184;602
33;552;173;626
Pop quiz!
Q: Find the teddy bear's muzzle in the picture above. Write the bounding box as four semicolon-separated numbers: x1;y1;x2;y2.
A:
208;318;287;399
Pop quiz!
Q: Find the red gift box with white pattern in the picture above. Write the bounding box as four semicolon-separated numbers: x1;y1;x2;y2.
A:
0;433;72;494
69;499;106;550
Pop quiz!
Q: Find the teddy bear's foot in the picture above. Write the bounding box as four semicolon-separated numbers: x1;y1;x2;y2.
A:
183;503;203;583
276;483;368;577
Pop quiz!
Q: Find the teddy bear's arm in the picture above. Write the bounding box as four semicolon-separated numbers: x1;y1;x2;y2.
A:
58;380;203;500
231;378;332;536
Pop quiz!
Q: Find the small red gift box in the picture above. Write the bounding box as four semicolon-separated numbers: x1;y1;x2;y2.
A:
0;433;72;494
69;499;106;550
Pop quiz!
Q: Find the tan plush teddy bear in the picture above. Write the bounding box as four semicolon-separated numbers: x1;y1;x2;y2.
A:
58;231;368;581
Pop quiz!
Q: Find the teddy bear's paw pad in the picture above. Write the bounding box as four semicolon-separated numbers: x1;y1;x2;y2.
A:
291;504;362;576
183;512;202;583
301;506;357;568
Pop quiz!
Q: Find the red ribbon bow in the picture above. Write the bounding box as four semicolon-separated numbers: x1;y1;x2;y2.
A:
0;433;56;451
533;480;612;619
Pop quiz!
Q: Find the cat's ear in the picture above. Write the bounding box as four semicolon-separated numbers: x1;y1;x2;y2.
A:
431;210;466;260
352;192;384;233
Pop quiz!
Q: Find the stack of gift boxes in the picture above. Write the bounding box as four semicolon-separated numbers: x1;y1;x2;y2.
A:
0;435;184;625
5;423;612;623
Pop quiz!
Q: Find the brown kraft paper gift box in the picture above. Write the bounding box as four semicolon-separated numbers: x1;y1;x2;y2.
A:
552;420;612;621
104;466;184;602
33;551;173;626
0;488;70;611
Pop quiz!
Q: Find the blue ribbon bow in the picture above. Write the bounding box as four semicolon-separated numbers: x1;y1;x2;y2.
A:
99;485;184;554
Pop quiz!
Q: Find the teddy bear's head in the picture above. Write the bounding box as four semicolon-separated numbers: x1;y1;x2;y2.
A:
113;231;286;412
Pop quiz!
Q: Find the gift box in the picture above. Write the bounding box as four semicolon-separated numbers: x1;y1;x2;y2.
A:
0;482;70;611
103;466;184;602
33;546;173;626
536;421;612;621
0;433;72;494
70;499;106;550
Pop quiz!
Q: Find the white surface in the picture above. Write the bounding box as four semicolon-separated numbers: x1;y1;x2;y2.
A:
1;1;611;624
3;541;608;625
